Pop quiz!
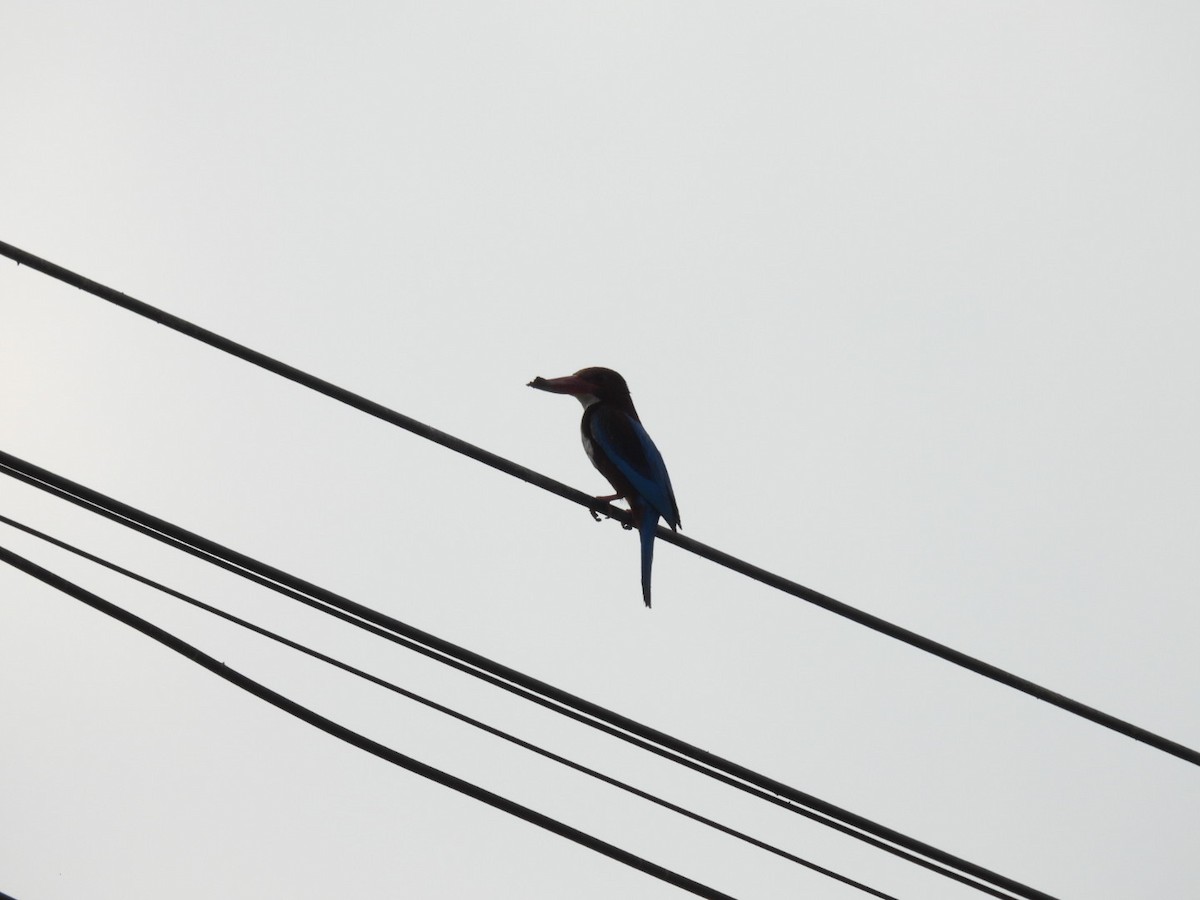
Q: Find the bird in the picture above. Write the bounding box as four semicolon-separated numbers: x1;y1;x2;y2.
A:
528;367;680;607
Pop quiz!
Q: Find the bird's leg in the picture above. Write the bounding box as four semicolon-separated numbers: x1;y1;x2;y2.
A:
590;493;623;523
610;497;637;531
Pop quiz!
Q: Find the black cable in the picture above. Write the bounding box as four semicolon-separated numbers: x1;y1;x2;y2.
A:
1;238;1195;774
0;451;1052;900
0;543;740;900
0;513;901;900
0;478;1017;899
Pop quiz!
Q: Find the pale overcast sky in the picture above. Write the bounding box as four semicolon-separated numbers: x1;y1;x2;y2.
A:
2;3;1198;899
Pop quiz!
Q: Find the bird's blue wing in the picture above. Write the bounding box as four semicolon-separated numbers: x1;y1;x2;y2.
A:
589;407;680;529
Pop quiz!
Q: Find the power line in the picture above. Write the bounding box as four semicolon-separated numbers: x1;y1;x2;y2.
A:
5;473;980;895
0;470;1023;900
0;451;1053;900
2;238;1196;772
0;543;740;900
0;512;901;900
0;485;1018;898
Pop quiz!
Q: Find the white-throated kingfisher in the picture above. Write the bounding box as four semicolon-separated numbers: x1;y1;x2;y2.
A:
528;367;681;608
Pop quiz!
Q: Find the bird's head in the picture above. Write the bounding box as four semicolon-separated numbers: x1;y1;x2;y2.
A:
527;367;633;410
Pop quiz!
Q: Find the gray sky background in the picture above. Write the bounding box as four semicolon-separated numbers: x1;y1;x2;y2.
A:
2;3;1198;898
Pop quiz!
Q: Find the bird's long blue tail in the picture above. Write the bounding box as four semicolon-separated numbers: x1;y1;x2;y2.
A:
638;510;659;608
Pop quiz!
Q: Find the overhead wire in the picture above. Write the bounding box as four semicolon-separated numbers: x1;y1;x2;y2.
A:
0;450;1053;900
1;238;1195;772
0;543;740;900
0;512;902;900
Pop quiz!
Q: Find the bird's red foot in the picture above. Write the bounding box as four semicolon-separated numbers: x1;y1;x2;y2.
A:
590;494;623;523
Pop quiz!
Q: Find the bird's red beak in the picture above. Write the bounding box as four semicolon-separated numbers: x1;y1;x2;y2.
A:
527;374;597;396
